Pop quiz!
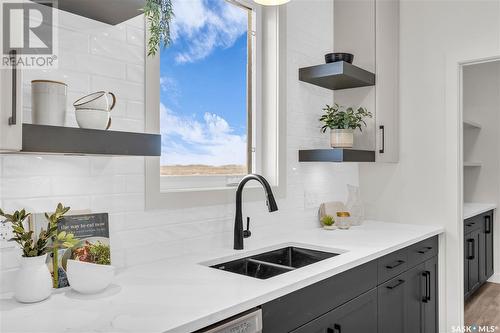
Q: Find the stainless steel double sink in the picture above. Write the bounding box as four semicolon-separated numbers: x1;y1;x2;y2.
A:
209;246;341;279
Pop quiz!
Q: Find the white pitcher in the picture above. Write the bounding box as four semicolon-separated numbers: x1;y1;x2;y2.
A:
14;254;52;303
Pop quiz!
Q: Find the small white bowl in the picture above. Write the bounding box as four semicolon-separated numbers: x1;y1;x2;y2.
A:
75;109;111;130
67;259;115;294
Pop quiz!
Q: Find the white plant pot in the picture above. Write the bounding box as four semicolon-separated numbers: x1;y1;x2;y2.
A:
67;260;115;294
14;254;52;303
330;129;354;148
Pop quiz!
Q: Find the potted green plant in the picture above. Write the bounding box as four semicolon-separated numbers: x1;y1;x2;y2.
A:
67;240;115;294
320;215;337;230
319;104;372;148
144;0;174;56
0;208;53;303
0;204;79;303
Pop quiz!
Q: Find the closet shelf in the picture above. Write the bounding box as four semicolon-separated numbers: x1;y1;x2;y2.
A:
464;162;482;167
463;120;482;129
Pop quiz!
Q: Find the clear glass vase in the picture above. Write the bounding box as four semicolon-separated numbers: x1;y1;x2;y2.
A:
346;184;364;226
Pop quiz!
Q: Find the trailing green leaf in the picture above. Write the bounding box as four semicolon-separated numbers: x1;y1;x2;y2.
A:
144;0;174;57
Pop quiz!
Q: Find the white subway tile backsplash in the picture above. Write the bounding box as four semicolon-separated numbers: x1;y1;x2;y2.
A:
126;64;145;83
1;177;52;199
91;75;144;103
59;52;127;80
91;193;144;213
90;36;144;65
126;25;145;47
126;101;145;120
2;196;92;214
90;157;144;176
0;2;360;294
2;156;90;177
58;28;90;53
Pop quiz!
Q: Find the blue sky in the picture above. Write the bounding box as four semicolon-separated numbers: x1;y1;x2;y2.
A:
159;0;248;166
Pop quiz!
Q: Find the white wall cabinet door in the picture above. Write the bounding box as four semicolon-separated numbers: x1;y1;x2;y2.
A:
0;58;23;152
334;0;399;162
375;0;400;163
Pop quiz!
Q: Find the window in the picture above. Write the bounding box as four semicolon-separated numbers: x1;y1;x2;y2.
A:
159;0;256;190
145;2;286;208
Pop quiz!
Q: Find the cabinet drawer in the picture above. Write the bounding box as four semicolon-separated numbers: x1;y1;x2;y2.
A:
262;261;377;333
407;236;438;268
378;248;408;284
465;215;482;234
290;288;378;333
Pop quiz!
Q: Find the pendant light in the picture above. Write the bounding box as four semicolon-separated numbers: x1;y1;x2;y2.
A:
253;0;290;5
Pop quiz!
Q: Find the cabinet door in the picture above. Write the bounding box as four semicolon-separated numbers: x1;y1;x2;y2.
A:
423;256;438;333
375;0;400;162
378;272;407;333
483;212;494;280
0;57;22;151
405;264;425;333
466;229;481;293
291;289;378;333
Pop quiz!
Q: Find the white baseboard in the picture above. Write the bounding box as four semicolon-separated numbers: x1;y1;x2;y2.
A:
488;273;500;284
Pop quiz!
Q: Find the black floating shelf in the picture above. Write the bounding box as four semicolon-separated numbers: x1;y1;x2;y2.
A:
299;61;375;90
37;0;145;25
22;124;160;156
299;149;376;162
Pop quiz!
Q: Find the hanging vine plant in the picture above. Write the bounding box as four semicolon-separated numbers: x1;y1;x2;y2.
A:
144;0;174;57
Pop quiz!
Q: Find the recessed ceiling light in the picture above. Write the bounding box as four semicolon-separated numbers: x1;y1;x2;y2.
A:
254;0;290;6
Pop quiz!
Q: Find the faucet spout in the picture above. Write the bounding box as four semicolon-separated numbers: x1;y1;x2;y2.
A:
234;174;278;250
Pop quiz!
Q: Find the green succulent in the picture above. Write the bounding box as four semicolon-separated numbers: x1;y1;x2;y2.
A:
319;104;372;133
321;215;335;226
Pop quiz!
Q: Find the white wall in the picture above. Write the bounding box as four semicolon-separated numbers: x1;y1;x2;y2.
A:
0;1;360;293
359;1;500;331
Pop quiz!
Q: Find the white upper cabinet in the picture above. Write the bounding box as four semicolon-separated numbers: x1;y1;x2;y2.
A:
0;2;23;154
375;0;399;162
333;0;400;162
0;64;23;152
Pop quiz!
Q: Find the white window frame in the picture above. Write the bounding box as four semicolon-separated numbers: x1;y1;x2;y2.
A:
145;3;286;210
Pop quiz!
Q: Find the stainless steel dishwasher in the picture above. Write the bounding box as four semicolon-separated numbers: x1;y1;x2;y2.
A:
201;309;262;333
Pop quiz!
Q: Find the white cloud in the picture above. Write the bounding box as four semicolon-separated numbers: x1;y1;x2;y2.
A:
160;103;247;166
171;0;248;64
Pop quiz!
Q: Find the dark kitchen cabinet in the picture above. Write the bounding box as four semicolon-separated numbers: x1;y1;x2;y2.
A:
378;272;407;333
261;236;439;333
290;289;377;333
464;210;494;300
378;257;438;333
483;212;494;280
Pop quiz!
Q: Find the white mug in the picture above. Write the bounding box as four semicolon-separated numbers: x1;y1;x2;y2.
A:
31;80;67;126
73;91;116;111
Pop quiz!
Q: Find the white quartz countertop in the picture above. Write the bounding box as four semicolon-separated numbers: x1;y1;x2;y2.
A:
0;221;443;333
463;202;497;219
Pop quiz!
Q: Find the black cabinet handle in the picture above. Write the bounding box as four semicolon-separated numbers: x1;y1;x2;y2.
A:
8;50;17;125
379;125;385;154
387;279;405;290
485;215;492;234
422;272;429;303
421;271;431;302
385;260;405;269
467;239;475;260
418;247;432;254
